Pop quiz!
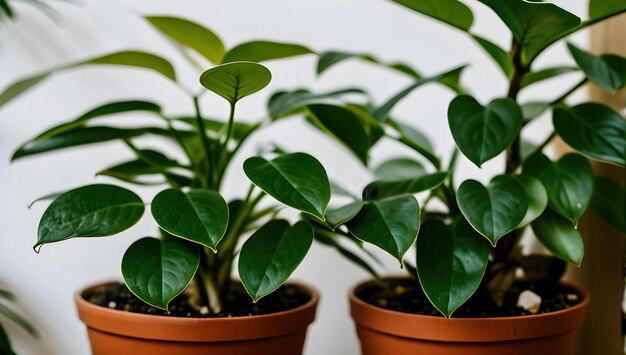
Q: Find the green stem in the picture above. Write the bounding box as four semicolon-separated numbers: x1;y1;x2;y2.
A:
193;96;214;188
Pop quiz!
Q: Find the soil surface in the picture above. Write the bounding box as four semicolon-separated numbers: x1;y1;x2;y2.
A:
86;282;310;318
356;277;582;318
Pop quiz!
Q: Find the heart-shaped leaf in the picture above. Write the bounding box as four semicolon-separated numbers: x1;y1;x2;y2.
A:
122;236;200;310
244;152;331;219
592;176;626;233
416;218;491;318
554;103;626;167
363;172;448;200
531;209;584;266
391;0;474;31
239;220;313;302
326;202;364;230
448;95;523;167
151;189;229;252
222;41;313;63
524;153;593;225
36;184;144;250
374;158;426;181
568;43;626;93
457;175;528;245
347;195;420;263
515;175;548;228
199;62;271;104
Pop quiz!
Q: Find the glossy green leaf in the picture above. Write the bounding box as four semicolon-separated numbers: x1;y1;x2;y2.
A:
0;323;15;355
478;0;581;64
515;175;548;228
97;149;183;184
416;218;491;318
524;153;593;225
268;87;367;118
326;202;364;230
239;220;313;302
122;236;199;310
531;209;584;266
392;0;474;31
199;62;271;104
347;195;420;263
554;103;626;167
222;41;314;63
568;43;626;93
448;95;523;167
589;0;626;23
363;172;447;200
520;66;578;89
317;51;421;79
374;158;426;181
36;184;144;250
151;189;229;251
472;35;513;78
457;175;528;245
592;176;626;233
145;16;225;64
244;152;331;219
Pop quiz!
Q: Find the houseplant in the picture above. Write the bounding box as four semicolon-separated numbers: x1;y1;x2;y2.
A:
271;0;626;353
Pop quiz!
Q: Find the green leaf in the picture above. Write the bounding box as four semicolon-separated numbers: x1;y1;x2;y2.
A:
122;236;199;310
151;189;229;251
521;101;551;121
391;0;474;31
222;41;314;63
515;174;548;228
589;0;626;23
317;51;421;79
326;202;364;230
307;104;371;165
0;323;15;355
472;35;514;78
520;66;578;89
268;87;367;118
387;119;434;151
244;152;331;219
363;172;448;200
0;303;38;338
199;62;271;104
478;0;581;65
36;184;144;250
145;16;225;64
347;195;420;263
531;209;584;266
456;175;528;245
374;158;426;181
313;228;378;279
524;153;593;225
568;43;626;93
554;103;626;167
97;149;185;185
592;176;626;233
448;95;523;167
416;218;491;318
239;220;313;302
0;0;14;19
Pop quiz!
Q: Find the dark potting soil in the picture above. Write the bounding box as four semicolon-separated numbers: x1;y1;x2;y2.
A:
86;282;310;318
356;277;582;318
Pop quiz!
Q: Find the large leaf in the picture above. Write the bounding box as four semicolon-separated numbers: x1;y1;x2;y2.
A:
374;157;426;181
568;43;626;93
122;236;199;310
239;220;313;302
222;41;314;63
199;62;271;104
554;103;626;167
36;184;144;250
391;0;474;31
317;51;421;79
472;35;513;78
515;174;548;228
363;172;447;200
244;152;331;219
478;0;581;65
524;153;593;225
448;95;523;167
268;87;367;118
531;209;584;266
151;189;229;252
520;66;578;89
456;175;528;245
347;195;420;263
145;16;225;64
589;0;626;23
416;218;491;318
592;176;626;233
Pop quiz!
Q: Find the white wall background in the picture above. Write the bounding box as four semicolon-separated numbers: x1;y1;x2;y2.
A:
0;1;589;354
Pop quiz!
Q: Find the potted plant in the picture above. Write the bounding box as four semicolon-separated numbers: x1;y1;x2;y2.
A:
2;16;355;354
272;0;625;353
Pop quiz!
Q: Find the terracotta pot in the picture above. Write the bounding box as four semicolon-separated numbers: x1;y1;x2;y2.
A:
350;278;589;355
75;281;319;355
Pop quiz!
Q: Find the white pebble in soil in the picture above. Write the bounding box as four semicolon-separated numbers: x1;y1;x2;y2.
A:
200;306;209;315
516;290;542;314
108;301;117;309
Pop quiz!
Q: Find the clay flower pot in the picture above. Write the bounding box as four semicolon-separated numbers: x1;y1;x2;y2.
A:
349;278;589;355
76;281;319;355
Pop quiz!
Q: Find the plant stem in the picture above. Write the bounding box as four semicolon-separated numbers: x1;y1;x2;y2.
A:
193;96;214;188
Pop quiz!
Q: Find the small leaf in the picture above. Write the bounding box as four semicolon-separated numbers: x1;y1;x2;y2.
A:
554;103;626;167
151;189;229;251
122;237;199;310
448;95;523;167
524;153;593;225
521;101;551;121
515;175;548;228
317;51;421;79
531;209;584;266
0;303;38;338
387;119;434;151
347;195;420;263
391;0;474;31
268;87;367;118
239;220;313;302
568;43;626;93
199;62;271;104
326;202;364;230
244;152;331;219
374;158;426;181
456;175;528;245
472;35;513;78
36;184;144;250
222;41;314;63
520;66;578;89
416;218;491;318
592;176;626;233
363;172;448;200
